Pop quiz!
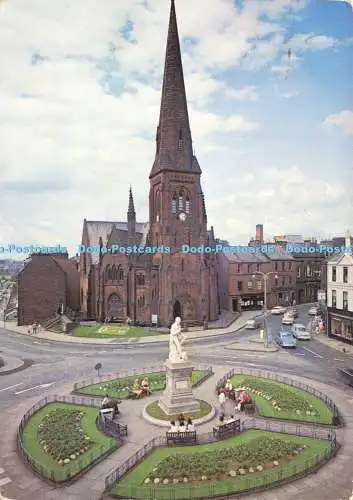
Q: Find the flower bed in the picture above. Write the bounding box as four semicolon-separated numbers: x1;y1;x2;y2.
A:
76;369;209;399
20;403;116;482
114;430;331;499
38;408;93;464
230;375;333;424
146;436;303;484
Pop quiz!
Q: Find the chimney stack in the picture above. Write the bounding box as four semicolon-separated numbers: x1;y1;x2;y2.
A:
345;229;351;254
255;224;263;244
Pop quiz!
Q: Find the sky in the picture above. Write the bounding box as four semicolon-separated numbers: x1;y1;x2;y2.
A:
0;0;352;259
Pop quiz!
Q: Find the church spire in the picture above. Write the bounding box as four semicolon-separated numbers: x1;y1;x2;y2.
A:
150;0;201;178
128;186;135;215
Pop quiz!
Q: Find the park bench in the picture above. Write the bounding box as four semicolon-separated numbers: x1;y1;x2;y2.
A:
213;419;241;439
166;430;197;445
243;401;256;415
100;408;115;419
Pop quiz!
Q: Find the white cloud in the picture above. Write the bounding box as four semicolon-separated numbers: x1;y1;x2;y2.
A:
323;110;353;136
0;0;349;257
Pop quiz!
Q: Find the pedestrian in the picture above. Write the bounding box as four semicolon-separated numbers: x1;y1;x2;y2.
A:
218;389;226;414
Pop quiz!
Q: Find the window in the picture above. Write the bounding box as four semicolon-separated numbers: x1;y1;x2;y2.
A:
137;273;145;285
248;281;253;289
178;191;183;210
178;129;182;149
138;296;145;308
306;264;311;277
343;266;348;283
332;266;336;282
237;264;241;272
256;264;260;272
237;281;243;291
274;278;278;287
118;267;124;281
288;276;292;284
257;281;262;290
288;262;292;270
172;193;177;213
282;262;285;271
185;196;190;213
275;262;278;271
332;290;336;308
247;264;251;273
297;266;301;277
105;265;111;281
343;291;348;310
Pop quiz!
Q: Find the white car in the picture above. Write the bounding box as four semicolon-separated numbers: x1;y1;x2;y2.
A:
271;306;286;314
308;307;319;316
282;314;294;325
291;324;311;340
245;318;261;329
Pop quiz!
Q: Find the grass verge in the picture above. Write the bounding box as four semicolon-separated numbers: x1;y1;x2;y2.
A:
76;370;210;399
114;430;330;499
145;400;212;421
71;325;164;338
21;403;116;482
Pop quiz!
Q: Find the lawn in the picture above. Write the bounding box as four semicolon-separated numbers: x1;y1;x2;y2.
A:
145;400;212;421
77;369;210;399
230;375;334;425
114;430;330;499
71;325;164;339
21;403;116;482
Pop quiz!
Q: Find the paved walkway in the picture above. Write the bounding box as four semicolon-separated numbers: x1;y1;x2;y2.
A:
1;366;353;499
2;310;259;345
315;334;353;359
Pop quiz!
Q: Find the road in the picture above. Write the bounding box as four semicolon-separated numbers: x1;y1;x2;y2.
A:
0;304;352;499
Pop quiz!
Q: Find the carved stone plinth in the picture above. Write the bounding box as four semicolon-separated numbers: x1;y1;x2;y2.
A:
158;360;200;415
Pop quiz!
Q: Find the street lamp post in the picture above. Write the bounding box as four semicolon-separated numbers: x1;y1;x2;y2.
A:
252;271;278;348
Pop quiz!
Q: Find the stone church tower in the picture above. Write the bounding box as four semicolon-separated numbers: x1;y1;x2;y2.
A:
148;0;219;326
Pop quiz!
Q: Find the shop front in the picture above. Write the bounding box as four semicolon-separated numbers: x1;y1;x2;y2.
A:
328;309;353;345
240;295;264;311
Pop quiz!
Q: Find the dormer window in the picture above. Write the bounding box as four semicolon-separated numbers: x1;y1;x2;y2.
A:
178;129;182;149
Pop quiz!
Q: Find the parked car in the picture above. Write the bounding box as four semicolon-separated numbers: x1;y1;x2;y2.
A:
338;367;353;387
271;306;286;314
291;324;311;340
245;318;261;329
282;313;294;325
275;330;296;348
308;307;319;315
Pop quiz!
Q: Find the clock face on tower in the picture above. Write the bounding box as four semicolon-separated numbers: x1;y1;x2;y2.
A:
179;212;186;222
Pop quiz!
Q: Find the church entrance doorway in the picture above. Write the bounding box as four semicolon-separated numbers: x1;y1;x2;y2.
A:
107;293;124;321
173;300;181;319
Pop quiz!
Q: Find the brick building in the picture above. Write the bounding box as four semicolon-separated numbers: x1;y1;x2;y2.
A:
80;0;219;327
17;254;80;325
219;248;296;312
293;252;325;304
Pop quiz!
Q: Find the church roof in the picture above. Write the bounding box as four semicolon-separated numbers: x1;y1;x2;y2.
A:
85;221;149;264
223;253;270;264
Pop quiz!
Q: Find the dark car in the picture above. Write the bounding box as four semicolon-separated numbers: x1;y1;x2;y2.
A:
338;367;353;387
274;330;296;348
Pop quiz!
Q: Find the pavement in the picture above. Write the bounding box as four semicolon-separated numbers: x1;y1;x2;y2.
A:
0;356;24;374
1;310;259;345
1;365;353;500
315;334;353;358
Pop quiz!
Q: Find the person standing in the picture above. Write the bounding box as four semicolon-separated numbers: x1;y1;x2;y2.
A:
218;389;226;414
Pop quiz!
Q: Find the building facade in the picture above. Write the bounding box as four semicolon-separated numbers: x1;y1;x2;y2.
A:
327;249;353;345
219;248;296;312
17;254;80;326
80;0;219;327
293;252;325;304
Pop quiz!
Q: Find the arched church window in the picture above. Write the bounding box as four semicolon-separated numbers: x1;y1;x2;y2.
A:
172;192;177;214
111;265;117;281
105;265;111;281
185;195;190;214
118;266;124;281
178;129;182;149
155;189;161;222
137;273;145;285
178;190;183;210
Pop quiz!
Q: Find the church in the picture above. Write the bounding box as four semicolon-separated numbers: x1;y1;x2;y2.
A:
80;0;220;327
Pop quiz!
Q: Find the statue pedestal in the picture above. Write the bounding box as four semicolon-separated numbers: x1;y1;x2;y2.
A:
159;360;200;415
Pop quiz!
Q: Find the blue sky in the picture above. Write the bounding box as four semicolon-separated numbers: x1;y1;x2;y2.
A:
0;0;352;258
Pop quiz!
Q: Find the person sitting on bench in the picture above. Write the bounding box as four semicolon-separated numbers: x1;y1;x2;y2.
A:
101;394;110;408
227;414;235;423
168;420;178;433
236;390;250;412
225;379;233;397
179;420;186;431
178;413;185;426
186;418;194;431
215;414;225;428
